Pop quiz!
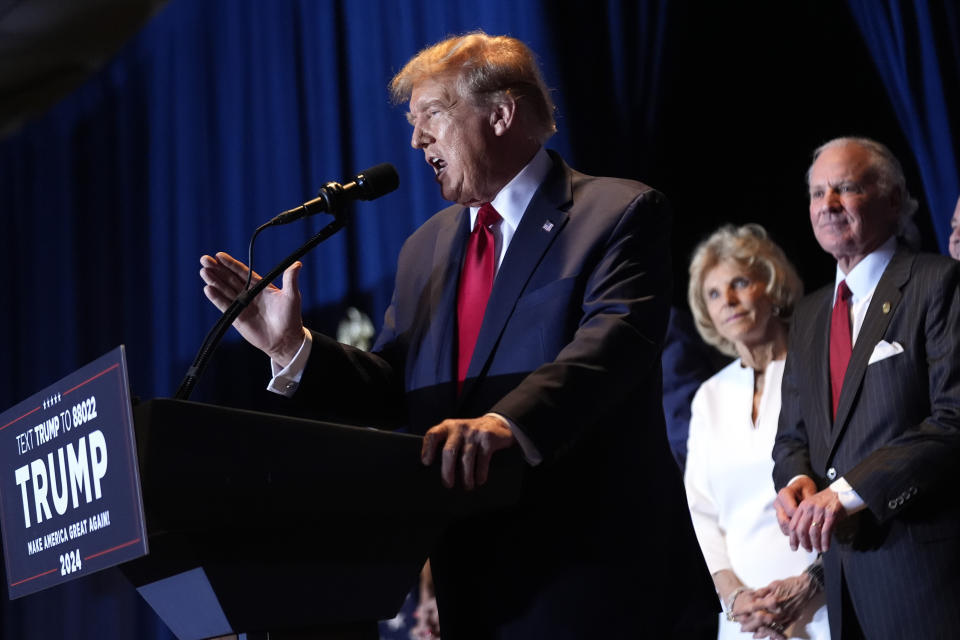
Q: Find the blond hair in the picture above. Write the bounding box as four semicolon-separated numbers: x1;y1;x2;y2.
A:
390;31;556;143
688;224;803;357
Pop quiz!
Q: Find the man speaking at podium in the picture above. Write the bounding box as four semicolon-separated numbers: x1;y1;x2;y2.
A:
200;32;714;638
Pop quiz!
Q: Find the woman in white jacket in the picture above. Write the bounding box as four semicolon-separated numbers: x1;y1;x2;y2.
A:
684;224;830;640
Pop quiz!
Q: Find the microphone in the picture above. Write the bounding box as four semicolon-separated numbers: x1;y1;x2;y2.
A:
269;163;399;226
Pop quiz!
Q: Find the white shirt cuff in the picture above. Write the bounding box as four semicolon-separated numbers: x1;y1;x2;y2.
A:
829;476;867;514
266;327;313;397
787;474;811;488
485;412;542;466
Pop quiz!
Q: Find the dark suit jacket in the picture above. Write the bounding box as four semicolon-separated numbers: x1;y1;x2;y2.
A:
296;152;716;638
662;306;729;472
773;246;960;639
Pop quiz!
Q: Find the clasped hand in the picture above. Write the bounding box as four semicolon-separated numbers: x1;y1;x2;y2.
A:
728;588;787;640
731;572;819;639
773;476;846;552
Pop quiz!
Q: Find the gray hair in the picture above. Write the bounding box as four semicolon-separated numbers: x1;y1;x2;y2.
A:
389;31;556;143
688;224;803;357
807;136;920;247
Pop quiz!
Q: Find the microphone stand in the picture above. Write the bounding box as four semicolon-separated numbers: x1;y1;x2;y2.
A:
174;214;347;401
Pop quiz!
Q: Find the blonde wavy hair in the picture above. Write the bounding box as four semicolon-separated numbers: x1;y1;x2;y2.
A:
688;224;803;357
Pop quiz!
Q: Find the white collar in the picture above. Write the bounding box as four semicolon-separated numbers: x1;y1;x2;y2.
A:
833;235;897;302
468;146;552;231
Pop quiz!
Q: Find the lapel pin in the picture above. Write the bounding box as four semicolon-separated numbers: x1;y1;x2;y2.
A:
882;301;891;314
542;220;554;232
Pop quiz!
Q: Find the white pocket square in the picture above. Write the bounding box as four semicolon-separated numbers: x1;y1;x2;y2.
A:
868;340;903;364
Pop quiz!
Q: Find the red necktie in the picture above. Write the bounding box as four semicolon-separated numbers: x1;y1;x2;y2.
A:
457;203;500;391
829;280;853;419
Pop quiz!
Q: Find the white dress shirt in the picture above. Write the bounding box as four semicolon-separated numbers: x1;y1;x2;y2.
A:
817;235;898;512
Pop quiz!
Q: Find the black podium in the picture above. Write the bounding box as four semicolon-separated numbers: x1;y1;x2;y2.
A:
121;399;522;640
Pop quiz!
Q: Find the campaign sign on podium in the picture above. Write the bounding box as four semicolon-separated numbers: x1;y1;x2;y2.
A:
0;346;147;599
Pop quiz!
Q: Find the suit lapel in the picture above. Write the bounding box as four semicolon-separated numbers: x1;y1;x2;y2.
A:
808;289;834;438
427;208;470;394
828;248;913;454
458;155;572;403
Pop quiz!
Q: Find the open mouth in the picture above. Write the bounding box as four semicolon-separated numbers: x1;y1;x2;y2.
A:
429;156;446;177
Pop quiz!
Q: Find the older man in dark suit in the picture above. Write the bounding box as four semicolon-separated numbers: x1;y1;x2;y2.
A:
772;137;960;639
201;32;715;639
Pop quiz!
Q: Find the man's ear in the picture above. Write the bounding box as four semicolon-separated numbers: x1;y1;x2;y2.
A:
489;95;518;136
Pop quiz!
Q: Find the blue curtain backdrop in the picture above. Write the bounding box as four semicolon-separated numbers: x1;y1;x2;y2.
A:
0;0;957;638
847;0;960;253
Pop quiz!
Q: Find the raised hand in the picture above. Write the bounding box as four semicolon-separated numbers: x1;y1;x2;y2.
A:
199;252;306;366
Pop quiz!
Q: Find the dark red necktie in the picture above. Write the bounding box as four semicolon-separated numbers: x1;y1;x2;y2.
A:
829;280;853;419
457;203;500;391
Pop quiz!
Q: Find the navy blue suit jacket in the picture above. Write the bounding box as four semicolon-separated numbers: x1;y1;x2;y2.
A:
773;246;960;639
298;152;715;638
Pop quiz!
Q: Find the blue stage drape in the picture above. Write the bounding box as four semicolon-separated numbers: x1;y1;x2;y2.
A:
0;1;956;638
847;0;960;252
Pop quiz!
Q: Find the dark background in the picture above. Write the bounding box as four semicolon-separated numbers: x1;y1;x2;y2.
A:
0;1;957;638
